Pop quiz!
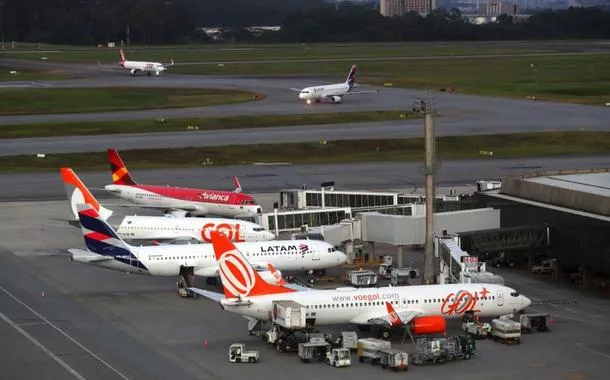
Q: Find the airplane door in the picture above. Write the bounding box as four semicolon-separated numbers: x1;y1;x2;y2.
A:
497;290;504;306
312;247;320;261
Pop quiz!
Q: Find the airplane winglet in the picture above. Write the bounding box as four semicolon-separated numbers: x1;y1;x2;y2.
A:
233;177;242;193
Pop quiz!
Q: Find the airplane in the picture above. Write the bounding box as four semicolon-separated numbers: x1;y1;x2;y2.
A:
104;148;262;218
61;167;274;243
119;48;174;76
69;204;347;286
290;65;379;105
191;231;532;337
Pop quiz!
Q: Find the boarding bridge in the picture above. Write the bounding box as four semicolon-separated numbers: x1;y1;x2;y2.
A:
256;207;352;237
436;235;504;285
457;225;549;255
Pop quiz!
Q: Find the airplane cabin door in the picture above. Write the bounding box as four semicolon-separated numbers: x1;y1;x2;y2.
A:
312;246;320;261
496;290;504;306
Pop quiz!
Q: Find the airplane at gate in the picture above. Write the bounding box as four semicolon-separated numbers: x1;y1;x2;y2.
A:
104;148;262;218
119;49;174;76
191;231;532;334
61;168;274;243
69;204;346;284
290;65;379;105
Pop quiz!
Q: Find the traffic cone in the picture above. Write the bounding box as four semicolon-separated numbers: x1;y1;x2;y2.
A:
41;291;45;298
203;338;208;348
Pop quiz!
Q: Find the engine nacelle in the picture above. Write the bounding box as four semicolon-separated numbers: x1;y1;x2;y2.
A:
410;316;447;335
329;96;343;104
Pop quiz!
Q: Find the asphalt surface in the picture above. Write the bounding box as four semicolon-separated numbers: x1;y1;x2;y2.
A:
2;156;609;203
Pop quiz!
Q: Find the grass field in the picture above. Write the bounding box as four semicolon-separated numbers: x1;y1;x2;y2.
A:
0;87;261;115
0;111;415;139
0;65;70;81
3;131;608;173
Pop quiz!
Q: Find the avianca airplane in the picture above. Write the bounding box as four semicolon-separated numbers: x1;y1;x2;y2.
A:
61;168;274;243
70;204;347;284
119;49;174;76
191;231;532;335
290;65;379;105
104;149;262;218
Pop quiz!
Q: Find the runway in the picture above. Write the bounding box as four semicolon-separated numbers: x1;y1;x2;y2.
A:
2;156;609;202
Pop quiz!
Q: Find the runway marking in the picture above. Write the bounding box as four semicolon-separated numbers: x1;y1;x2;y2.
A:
16;321;49;327
0;311;85;380
564;307;579;313
0;286;129;380
576;343;610;360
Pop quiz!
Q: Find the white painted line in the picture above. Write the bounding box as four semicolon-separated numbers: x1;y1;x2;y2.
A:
564;307;579;313
576;343;610;360
0;311;85;380
16;321;49;327
0;286;129;380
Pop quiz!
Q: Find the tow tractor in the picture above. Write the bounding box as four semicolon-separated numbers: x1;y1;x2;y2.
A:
461;314;491;339
412;335;476;365
326;348;351;367
228;343;259;363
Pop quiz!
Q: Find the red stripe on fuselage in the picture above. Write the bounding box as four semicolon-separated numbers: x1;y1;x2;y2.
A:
131;184;256;205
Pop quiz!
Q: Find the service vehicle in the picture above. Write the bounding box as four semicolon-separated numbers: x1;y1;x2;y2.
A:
520;313;551;333
531;259;556;274
356;338;391;364
390;267;418;286
412;335;475;365
298;340;330;363
379;349;409;371
330;331;358;350
266;300;309;352
378;256;393;279
461;314;491;339
228;343;259;363
491;318;522;344
345;269;378;287
325;348;351;367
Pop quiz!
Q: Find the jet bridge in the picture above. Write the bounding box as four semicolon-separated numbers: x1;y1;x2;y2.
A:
436;235;504;285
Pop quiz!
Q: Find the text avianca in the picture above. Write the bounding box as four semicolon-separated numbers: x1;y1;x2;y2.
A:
69;204;346;286
104;148;262;218
190;231;532;335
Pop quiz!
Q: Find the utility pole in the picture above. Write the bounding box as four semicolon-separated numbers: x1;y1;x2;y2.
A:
423;92;436;284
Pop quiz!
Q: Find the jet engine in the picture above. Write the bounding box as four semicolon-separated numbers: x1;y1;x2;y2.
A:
329;96;343;104
410;316;447;335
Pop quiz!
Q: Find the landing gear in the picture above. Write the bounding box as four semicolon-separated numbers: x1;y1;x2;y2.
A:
177;266;196;298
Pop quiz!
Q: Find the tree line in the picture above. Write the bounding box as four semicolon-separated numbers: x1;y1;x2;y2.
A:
1;0;609;45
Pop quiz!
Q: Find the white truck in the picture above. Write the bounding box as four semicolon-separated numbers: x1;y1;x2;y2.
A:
356;338;391;365
228;343;260;363
379;349;409;371
345;270;378;288
326;348;351;367
266;301;309;352
390;267;418;286
462;321;492;339
491;318;522;344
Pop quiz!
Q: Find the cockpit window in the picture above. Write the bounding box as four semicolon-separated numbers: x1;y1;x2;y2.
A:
510;292;520;297
253;227;265;232
328;248;336;253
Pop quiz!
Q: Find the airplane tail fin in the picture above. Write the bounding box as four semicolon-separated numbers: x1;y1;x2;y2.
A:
385;302;403;327
345;64;357;90
210;230;295;298
119;49;126;65
76;203;136;260
267;263;287;286
233;176;242;193
108;148;136;185
61;168;113;221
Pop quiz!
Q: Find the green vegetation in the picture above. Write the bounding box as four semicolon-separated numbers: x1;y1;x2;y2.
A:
2;131;608;173
0;111;413;139
0;66;70;81
0;87;261;115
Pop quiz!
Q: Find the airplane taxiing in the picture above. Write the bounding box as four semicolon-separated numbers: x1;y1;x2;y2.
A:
119;48;174;76
290;65;379;105
70;204;347;285
191;231;532;336
61;168;274;243
104;149;262;218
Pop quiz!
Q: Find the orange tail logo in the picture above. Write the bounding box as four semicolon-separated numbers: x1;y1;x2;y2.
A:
386;302;402;327
119;49;126;64
210;230;294;298
108;148;136;185
267;263;286;285
61;168;101;212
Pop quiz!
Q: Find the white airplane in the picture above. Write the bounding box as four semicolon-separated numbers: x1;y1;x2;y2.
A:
69;204;347;286
61;168;274;243
191;231;532;336
290;65;379;105
119;49;174;76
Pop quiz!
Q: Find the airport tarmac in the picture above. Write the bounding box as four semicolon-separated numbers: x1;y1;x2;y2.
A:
1;199;610;380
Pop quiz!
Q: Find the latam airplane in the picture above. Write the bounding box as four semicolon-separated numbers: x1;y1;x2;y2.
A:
191;231;532;336
104;149;262;218
61;168;274;243
290;65;379;105
70;204;347;284
119;49;174;76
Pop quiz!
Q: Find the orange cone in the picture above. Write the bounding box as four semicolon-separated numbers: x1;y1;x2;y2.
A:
203;338;208;347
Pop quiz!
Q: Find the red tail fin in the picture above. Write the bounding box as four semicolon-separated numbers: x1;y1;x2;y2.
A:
386;302;403;327
119;49;126;65
210;230;295;298
267;263;287;286
108;149;136;185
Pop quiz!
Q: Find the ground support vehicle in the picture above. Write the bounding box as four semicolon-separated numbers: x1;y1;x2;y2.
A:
491;318;522;344
325;348;351;367
412;335;475;365
345;270;378;287
520;313;551;333
356;338;391;365
329;331;358;350
379;349;409;371
298;341;330;363
462;321;492;339
266;300;309;352
228;343;260;363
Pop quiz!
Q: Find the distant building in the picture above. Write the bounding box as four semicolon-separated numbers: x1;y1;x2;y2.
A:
479;0;519;16
380;0;438;17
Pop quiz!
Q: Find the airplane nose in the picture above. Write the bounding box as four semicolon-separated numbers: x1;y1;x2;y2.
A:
337;251;347;264
265;231;275;240
522;295;532;309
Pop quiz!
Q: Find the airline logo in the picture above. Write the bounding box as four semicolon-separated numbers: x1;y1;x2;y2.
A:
201;223;243;242
217;249;257;298
298;244;309;253
267;263;286;285
386;302;402;327
347;65;356;90
197;192;230;203
440;288;487;315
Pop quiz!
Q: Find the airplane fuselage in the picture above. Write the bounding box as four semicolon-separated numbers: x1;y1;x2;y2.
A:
299;83;350;103
121;60;166;75
104;184;262;218
221;283;530;325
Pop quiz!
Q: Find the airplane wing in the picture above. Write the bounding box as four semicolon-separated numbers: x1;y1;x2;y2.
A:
112;205;198;217
167;59;174;67
350;309;422;326
343;89;381;95
289;88;302;92
67;248;114;263
188;287;224;302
